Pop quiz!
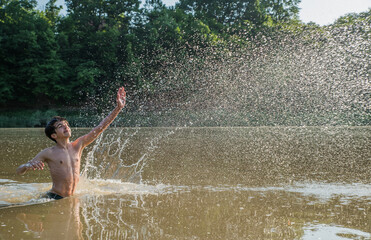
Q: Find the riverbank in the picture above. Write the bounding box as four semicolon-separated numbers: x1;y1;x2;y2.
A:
0;108;369;127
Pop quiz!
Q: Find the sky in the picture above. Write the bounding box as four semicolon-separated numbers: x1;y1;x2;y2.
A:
37;0;371;26
299;0;370;25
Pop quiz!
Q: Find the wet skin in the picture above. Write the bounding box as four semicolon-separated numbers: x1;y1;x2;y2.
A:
16;87;126;197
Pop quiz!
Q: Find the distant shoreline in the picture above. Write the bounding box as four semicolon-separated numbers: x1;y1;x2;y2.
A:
0;109;369;128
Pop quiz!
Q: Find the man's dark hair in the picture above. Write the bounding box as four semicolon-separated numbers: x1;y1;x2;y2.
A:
45;116;67;143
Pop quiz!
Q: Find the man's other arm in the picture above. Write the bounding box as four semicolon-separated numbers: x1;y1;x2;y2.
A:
16;151;47;175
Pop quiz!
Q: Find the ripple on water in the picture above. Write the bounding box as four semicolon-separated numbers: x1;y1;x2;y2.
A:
0;179;52;208
1;177;370;208
302;223;371;240
77;178;371;202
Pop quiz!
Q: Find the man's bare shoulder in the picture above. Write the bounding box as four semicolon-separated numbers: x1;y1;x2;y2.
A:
42;146;56;153
38;146;58;161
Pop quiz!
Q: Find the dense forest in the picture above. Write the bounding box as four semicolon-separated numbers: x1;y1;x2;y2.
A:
0;0;370;127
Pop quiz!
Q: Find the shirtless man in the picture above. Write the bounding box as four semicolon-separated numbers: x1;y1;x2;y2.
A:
16;87;126;199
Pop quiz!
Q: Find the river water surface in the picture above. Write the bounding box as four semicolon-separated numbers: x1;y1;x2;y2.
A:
0;127;370;239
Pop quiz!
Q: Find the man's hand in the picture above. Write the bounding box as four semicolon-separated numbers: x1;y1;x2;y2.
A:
117;87;126;109
17;160;45;175
28;160;45;170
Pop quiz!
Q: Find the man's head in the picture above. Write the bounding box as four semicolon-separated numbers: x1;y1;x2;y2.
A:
45;116;70;142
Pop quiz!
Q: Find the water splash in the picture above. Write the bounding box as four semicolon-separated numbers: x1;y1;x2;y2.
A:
135;20;370;126
0;180;52;207
81;127;180;183
75;180;371;240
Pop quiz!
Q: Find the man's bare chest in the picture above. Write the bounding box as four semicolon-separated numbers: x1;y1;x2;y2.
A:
48;148;80;170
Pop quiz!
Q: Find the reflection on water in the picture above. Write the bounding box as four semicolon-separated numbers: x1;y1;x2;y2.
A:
2;197;82;239
1;180;370;239
0;127;370;239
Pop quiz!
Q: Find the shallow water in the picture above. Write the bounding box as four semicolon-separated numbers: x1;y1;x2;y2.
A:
0;127;370;239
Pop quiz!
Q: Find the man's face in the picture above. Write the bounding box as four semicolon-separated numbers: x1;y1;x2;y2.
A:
53;120;71;138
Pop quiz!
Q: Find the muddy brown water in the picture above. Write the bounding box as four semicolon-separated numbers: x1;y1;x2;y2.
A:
0;127;370;239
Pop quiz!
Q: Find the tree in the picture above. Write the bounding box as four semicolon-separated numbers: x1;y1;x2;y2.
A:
177;0;301;34
57;0;141;102
260;0;301;23
334;8;371;25
45;0;63;27
177;0;266;30
0;0;67;106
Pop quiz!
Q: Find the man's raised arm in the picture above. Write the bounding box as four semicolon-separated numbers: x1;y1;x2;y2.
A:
76;87;126;149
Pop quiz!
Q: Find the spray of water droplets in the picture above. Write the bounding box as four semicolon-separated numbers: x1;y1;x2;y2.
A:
131;21;370;126
81;127;181;183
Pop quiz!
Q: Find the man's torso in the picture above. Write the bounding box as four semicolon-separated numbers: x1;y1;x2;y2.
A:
45;143;82;197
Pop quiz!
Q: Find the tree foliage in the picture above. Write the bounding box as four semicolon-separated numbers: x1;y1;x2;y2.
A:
0;0;322;108
0;0;66;105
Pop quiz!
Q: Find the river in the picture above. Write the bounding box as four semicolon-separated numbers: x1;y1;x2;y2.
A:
0;127;370;239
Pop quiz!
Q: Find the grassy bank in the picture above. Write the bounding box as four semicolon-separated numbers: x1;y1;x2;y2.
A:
0;108;369;128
